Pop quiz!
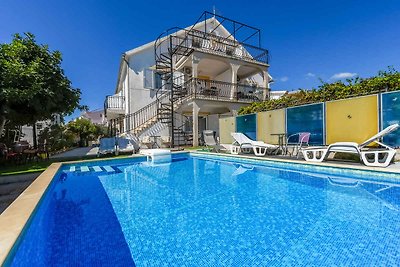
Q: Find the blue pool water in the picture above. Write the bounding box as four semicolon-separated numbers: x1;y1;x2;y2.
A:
8;153;400;266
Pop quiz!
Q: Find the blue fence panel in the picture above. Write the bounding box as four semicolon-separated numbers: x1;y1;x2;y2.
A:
286;103;324;145
236;114;257;140
381;91;400;147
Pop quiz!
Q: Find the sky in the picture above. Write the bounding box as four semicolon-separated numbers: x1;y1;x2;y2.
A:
1;0;399;120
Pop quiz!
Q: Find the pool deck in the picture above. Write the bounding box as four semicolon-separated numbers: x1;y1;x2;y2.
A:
1;150;400;264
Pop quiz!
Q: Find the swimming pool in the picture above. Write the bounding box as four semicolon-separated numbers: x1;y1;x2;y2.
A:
4;152;400;266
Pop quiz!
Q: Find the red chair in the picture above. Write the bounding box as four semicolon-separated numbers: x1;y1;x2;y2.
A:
0;143;18;161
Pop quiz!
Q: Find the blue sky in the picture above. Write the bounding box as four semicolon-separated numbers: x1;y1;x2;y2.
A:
1;0;399;120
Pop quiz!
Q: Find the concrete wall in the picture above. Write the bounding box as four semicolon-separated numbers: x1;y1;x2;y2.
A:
222;90;400;147
215;69;231;82
257;109;285;144
219;117;236;144
207;114;220;136
127;46;159;114
326;95;378;145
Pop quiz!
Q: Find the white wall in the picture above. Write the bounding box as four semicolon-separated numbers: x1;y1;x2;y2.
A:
126;46;159;115
215;68;231;82
207;114;220;136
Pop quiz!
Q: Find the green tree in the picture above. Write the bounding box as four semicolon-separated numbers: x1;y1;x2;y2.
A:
0;33;84;146
38;124;76;152
66;118;100;147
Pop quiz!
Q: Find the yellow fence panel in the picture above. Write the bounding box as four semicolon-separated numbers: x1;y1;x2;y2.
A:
326;95;378;145
257;109;285;144
219;117;236;144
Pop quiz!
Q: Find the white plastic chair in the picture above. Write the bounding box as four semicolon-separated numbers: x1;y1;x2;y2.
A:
141;136;153;149
160;136;172;148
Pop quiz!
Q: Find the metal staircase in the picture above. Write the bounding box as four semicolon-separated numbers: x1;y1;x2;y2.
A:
108;11;270;147
153;27;196;146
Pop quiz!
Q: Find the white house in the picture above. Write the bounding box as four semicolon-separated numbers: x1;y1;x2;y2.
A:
270;90;288;100
19;115;61;146
80;109;107;126
104;12;272;147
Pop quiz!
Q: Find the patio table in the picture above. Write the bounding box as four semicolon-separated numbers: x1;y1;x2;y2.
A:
148;135;160;148
270;133;287;155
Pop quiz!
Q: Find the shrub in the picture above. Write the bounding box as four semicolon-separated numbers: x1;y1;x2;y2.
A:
239;67;400;115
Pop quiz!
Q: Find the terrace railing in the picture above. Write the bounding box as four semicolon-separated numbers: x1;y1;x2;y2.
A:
105;95;125;110
185;78;268;102
169;29;269;66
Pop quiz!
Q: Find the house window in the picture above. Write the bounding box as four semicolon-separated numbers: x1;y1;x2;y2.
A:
144;69;153;89
144;69;163;89
154;72;162;89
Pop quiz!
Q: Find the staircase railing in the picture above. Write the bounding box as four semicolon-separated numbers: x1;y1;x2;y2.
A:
150;23;269;146
124;91;170;134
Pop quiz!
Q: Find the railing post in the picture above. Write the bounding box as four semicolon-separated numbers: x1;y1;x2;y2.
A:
192;78;195;98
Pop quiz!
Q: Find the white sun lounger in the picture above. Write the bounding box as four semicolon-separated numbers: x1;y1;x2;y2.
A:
230;132;278;156
98;137;116;156
301;124;399;167
117;136;138;154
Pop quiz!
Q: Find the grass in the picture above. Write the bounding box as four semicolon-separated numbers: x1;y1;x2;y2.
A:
0;154;130;176
184;146;206;151
0;146;198;176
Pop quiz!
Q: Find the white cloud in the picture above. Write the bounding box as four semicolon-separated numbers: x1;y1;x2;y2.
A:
280;76;289;82
306;72;316;77
330;72;358;80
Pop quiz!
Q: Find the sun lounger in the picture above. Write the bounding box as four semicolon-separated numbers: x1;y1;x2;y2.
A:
117;136;139;154
203;130;226;152
301;124;399;167
230;132;278;156
98;137;116;156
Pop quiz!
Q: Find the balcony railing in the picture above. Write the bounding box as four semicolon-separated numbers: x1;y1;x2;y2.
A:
182;78;268;102
171;29;269;65
105;95;125;111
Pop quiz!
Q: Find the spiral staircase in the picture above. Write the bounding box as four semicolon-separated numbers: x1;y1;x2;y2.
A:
107;11;270;147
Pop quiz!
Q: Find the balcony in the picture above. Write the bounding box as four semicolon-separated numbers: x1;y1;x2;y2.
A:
171;29;269;66
182;78;268;103
104;95;125;118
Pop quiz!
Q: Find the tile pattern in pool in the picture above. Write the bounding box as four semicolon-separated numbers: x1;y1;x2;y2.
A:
8;154;400;266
